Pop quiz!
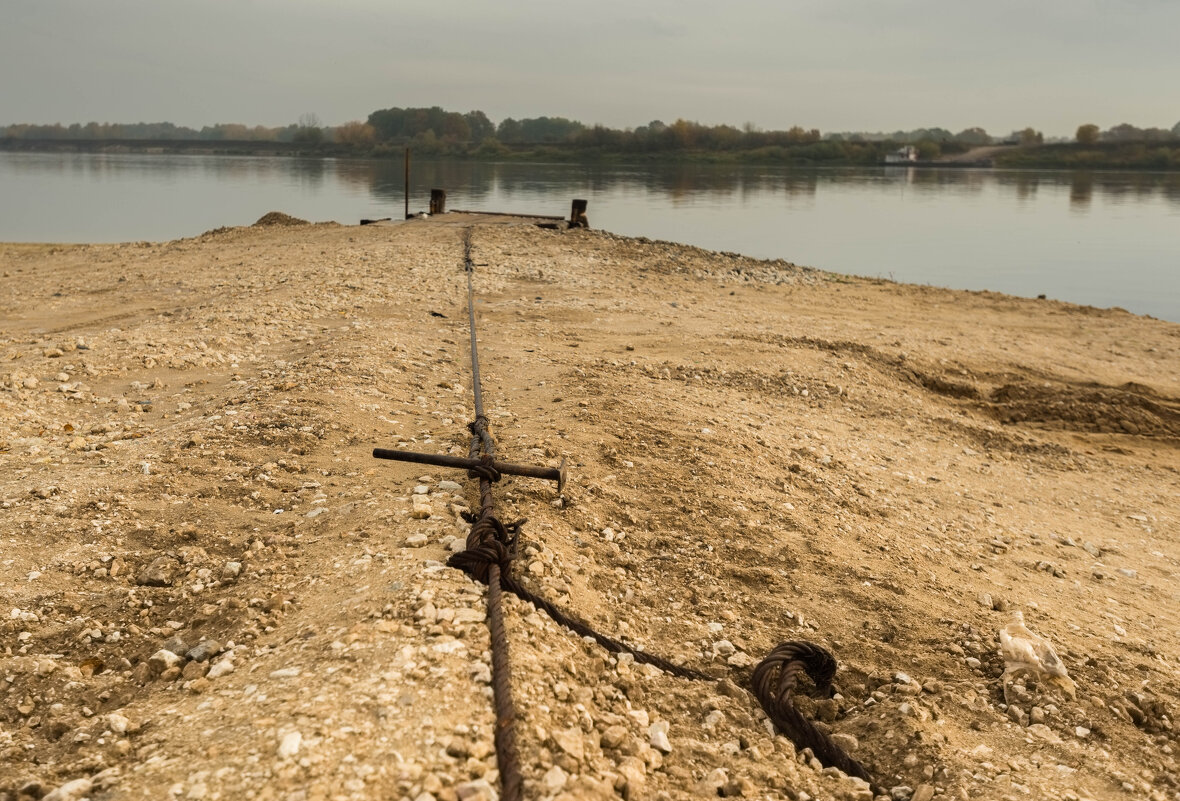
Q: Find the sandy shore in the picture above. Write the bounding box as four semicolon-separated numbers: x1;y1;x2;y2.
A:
1;215;1178;801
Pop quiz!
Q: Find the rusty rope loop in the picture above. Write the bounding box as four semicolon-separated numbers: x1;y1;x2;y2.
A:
751;642;874;785
441;226;873;798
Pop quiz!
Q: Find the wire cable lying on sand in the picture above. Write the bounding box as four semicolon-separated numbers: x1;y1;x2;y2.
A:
372;226;877;798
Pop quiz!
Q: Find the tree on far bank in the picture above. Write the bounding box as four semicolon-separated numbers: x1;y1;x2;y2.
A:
335;120;376;147
1018;127;1044;145
1075;124;1099;145
293;113;324;144
955;127;991;145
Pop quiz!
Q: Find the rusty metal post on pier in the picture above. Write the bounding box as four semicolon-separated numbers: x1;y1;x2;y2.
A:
570;198;588;228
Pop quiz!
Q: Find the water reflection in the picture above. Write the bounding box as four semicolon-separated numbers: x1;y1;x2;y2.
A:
325;159;1180;209
1070;174;1093;209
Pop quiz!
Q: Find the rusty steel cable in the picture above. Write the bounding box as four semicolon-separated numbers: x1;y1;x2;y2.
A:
751;641;874;785
446;228;524;801
402;227;874;797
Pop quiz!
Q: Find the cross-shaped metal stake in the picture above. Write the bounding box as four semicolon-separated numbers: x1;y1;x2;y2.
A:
371;447;567;492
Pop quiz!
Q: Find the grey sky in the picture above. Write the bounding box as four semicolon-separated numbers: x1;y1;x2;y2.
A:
3;0;1177;137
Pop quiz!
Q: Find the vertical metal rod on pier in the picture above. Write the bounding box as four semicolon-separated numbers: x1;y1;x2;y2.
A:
404;148;410;220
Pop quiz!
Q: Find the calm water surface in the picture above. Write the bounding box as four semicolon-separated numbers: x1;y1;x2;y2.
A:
2;152;1178;321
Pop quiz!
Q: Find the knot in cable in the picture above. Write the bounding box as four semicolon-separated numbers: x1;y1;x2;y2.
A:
467;454;502;483
448;540;511;585
446;511;527;585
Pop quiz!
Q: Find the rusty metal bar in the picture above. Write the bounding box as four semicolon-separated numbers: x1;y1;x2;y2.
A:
450;209;565;221
372;448;566;490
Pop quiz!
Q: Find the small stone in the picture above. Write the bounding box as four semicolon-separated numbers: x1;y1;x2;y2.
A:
18;781;44;798
405;533;429;546
148;649;183;675
277;730;302;758
976;593;993;609
221;561;242;580
601;725;628;748
695;768;728;797
43;779;94;801
413;485;430;495
206;658;234;679
831;732;859;752
551;727;584;761
649;721;672;753
411;504;432;520
911;785;935;801
186;640;221;663
617;757;646;800
182;661;209;680
1075;726;1091;738
542;765;568;792
163;635;190;656
438;480;463;491
964;657;981;669
891;786;914;801
456;779;498;801
628;709;650;728
106;712;131;735
137;557;176;587
704;709;726;728
712;639;736;656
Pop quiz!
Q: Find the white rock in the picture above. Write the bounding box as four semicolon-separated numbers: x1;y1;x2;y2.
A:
206;658;235;679
148;649;182;674
649;721;672;753
542;765;568;792
456;779;498;801
106;712;130;735
43;779;93;801
277;730;302;758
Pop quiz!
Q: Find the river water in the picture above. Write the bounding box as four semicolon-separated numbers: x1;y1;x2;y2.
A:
2;152;1178;321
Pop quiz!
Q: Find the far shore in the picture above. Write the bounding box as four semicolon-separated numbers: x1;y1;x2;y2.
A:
5;136;1180;171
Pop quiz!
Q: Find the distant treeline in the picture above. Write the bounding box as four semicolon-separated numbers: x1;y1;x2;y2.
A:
0;120;319;143
4;109;1180;167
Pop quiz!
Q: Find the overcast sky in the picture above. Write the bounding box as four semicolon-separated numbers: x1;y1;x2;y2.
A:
3;0;1177;137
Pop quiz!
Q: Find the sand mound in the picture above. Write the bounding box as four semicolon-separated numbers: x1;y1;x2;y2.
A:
253;211;309;227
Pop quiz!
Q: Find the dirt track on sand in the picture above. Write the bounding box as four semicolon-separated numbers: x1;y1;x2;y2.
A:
1;215;1178;801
